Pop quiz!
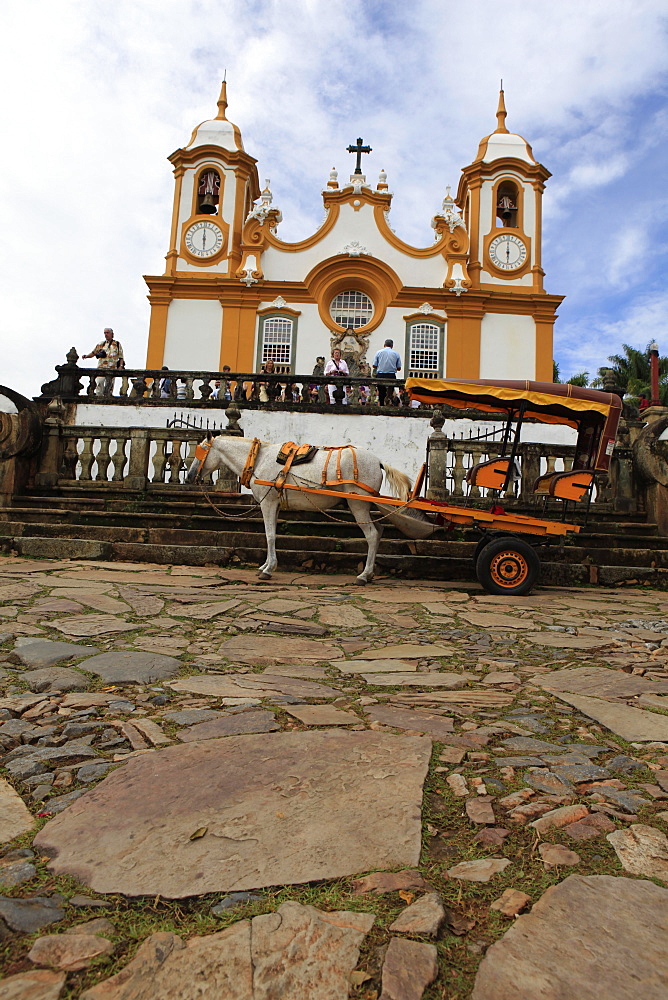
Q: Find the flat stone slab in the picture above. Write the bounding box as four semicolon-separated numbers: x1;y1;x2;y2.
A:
471;875;668;999
365;705;454;740
330;658;417;674
459;612;536;629
167;600;241;619
539;666;668;698
13;638;98;668
353;643;452;659
606;824;668;882
0;777;34;844
551;692;668;742
317;605;367;627
168;673;340;700
0;969;66;999
217;635;342;665
34;730;431;897
21;667;89;692
522;632;618;650
177;711;279;742
77;652;182;684
361;672;472;688
282;705;358;726
163;709;226;726
48;615;137;636
80;902;374;1000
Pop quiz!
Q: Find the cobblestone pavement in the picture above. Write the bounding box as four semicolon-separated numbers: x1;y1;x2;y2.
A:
1;556;667;999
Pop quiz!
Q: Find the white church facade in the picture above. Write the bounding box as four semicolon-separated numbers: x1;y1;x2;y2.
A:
145;83;562;381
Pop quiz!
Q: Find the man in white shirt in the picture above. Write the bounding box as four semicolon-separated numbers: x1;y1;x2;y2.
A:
372;339;401;405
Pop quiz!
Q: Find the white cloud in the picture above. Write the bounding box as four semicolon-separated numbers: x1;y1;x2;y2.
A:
0;0;667;395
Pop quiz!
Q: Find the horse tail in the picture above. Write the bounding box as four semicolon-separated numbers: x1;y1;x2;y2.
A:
382;463;411;500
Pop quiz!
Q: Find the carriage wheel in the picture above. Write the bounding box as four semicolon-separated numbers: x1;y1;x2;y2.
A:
472;532;502;567
475;535;540;596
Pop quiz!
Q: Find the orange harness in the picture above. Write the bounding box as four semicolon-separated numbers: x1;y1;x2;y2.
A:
254;440;379;495
241;437;262;488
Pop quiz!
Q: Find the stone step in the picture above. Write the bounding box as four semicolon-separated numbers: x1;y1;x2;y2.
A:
4;514;668;565
4;533;668;590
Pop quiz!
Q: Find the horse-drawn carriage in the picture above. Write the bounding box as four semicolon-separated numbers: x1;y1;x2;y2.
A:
189;378;621;596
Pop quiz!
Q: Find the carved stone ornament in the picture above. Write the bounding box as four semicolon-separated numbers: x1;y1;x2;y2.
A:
330;327;371;366
449;278;468;296
342;241;368;257
270;296;287;308
419;302;435;314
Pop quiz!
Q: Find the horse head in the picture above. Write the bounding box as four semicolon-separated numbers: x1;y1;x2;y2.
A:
187;431;220;483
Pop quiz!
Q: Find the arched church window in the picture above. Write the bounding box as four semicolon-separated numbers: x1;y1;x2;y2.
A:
407;322;442;378
330;290;373;329
260;316;294;374
496;180;519;228
197;169;221;215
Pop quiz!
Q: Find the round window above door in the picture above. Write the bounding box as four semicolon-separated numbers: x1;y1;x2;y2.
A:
329;290;373;328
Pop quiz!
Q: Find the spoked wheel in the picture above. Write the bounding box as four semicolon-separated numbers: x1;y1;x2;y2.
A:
475;535;540;596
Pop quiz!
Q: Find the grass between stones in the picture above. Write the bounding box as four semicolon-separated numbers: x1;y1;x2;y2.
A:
2;567;668;997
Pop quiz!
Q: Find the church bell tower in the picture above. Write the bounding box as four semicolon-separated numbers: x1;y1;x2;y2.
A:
145;83;261;371
454;88;559;381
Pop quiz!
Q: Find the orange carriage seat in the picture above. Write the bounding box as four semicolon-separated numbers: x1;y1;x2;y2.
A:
466;457;512;491
532;469;594;502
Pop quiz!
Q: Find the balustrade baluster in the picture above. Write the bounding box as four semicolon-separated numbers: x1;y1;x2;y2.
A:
300;382;311;405
78;436;95;481
152;439;169;483
111;437;128;481
199;378;213;400
185;378;194;401
119;376;129;398
95;435;112;481
451;447;466;497
131;376;148;398
150;377;161;400
60;436;80;480
168;440;183;483
86;376;96;398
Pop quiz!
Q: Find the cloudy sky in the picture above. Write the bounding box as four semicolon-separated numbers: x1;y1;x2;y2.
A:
1;0;666;396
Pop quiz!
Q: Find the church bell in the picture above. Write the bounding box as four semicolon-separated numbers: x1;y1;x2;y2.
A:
199;194;217;214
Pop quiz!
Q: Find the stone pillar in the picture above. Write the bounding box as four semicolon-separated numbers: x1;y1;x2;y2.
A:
34;400;66;488
39;348;83;400
125;429;150;490
426;410;448;500
520;444;541;501
215;407;243;492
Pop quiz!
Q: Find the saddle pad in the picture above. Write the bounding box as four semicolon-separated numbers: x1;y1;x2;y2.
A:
276;441;319;466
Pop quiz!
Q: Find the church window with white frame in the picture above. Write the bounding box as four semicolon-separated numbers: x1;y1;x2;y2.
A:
408;322;441;377
260;316;293;372
330;290;373;328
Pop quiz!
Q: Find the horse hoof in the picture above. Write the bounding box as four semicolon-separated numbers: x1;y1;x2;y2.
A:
355;576;368;586
257;572;273;582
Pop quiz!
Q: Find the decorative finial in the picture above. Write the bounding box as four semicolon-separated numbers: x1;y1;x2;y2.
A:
377;168;388;191
216;80;228;120
495;82;508;133
327;167;339;189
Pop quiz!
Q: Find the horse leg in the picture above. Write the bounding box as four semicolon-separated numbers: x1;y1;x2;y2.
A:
257;494;280;580
347;498;382;584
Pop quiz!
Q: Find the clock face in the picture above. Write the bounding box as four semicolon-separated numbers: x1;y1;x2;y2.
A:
488;233;528;271
184;220;224;259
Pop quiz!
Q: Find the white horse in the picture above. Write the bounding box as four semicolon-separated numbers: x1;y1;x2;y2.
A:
187;434;411;584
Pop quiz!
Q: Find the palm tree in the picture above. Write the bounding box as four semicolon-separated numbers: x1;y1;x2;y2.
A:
595;342;668;405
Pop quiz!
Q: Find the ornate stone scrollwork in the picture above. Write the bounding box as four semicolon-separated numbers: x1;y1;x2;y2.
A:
342;241;368;257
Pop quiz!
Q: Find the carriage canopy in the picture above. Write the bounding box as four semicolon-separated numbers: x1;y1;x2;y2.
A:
405;378;622;473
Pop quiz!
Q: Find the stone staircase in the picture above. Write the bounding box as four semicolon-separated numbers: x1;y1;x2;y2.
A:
1;485;666;588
